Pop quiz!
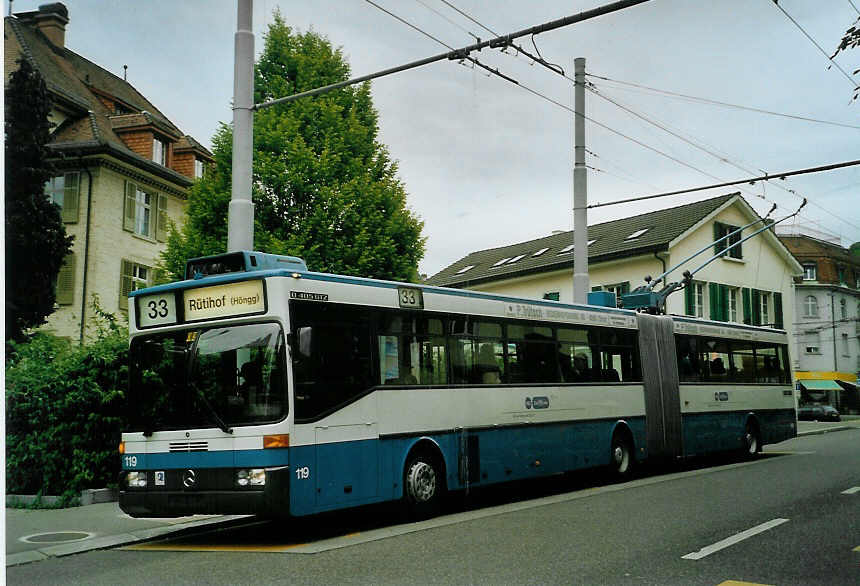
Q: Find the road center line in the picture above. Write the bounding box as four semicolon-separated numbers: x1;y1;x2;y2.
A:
682;518;789;560
841;487;860;495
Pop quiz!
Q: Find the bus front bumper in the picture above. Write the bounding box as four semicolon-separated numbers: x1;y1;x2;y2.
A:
118;466;290;518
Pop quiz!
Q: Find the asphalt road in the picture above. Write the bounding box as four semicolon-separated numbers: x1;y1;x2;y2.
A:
8;429;859;585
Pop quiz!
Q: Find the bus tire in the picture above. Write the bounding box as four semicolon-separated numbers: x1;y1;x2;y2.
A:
742;420;761;459
609;430;635;480
403;451;445;518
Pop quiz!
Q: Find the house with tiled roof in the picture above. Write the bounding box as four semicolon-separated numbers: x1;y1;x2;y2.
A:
427;193;803;356
5;3;214;342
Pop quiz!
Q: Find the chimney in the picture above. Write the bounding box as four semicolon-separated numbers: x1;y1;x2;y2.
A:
17;3;69;48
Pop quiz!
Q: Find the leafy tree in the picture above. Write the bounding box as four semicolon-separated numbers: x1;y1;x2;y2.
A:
5;58;73;341
831;16;859;101
162;14;425;282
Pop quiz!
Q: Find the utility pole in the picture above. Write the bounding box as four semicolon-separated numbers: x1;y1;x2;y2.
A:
228;0;254;252
572;57;589;304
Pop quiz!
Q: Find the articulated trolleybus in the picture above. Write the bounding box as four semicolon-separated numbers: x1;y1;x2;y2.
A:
119;251;796;518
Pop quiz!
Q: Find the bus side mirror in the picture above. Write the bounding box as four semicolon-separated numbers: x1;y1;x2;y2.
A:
289;327;313;358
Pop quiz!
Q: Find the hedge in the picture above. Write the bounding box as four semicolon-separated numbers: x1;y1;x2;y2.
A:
5;307;128;503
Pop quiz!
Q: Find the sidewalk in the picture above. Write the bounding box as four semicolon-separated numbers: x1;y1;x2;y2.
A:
5;501;247;566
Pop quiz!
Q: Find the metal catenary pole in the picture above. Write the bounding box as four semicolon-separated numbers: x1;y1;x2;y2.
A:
228;0;254;252
573;57;589;304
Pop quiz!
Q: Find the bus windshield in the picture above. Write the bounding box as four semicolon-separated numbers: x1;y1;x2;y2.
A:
128;322;287;432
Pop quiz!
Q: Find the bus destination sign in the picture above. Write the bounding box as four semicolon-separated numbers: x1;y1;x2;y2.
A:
184;280;266;321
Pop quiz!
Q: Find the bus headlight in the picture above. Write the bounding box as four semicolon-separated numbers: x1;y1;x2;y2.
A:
236;468;265;487
127;471;147;488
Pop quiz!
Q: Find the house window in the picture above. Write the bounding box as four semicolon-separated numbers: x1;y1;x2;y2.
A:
837;266;846;285
804;295;819;317
728;288;738;322
119;260;152;310
43;172;80;223
802;263;817;280
194;158;205;178
714;222;742;259
759;292;770;326
153;137;167;166
842;333;850;356
805;330;820;354
124;181;168;242
840;298;847;320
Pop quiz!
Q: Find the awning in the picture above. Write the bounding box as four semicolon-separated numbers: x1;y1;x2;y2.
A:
799;380;844;391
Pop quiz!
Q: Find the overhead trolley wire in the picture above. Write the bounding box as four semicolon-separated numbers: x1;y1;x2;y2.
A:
585;74;860;130
770;0;859;91
254;0;652;110
584;159;860;210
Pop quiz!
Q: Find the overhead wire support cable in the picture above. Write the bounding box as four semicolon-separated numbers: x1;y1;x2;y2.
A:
585;159;860;209
253;0;652;110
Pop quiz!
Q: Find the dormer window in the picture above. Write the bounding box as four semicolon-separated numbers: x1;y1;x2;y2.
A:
625;228;649;241
558;244;574;254
492;258;511;267
455;265;475;274
533;247;549;257
194;158;205;178
153;137;167;166
507;255;525;264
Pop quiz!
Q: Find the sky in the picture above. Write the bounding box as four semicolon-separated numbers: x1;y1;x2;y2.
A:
12;0;860;277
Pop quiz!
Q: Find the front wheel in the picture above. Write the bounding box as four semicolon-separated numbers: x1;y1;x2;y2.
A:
609;432;634;480
403;452;445;518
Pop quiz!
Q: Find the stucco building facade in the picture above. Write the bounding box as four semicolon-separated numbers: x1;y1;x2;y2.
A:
5;3;213;342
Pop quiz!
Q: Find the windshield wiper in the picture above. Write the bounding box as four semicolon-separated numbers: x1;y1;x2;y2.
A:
193;385;233;434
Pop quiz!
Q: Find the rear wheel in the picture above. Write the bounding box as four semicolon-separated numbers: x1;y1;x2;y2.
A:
609;432;634;480
403;452;445;518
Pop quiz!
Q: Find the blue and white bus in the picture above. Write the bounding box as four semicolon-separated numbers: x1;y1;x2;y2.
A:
118;251;796;518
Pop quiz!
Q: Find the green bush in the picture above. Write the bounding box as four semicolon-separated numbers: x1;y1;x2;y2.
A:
5;304;128;502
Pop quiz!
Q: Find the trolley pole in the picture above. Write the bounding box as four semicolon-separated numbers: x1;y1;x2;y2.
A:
572;57;589;304
228;0;255;252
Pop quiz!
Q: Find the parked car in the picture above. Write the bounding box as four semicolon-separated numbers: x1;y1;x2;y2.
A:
797;404;841;422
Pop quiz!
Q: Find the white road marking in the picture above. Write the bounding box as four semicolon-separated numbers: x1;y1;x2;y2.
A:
682;518;789;560
841;487;860;495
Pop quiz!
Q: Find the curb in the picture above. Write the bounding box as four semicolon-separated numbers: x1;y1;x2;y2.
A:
6;514;250;567
797;425;854;437
6;488;117;508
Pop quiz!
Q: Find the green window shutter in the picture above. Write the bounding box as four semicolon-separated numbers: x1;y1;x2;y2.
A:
708;282;719;320
621;281;630;295
55;253;76;305
61;172;80;223
119;260;133;310
719;284;729;322
773;292;784;329
714;222;725;256
751;289;762;326
729;228;742;259
543;292;560;301
685;283;694;316
123;181;136;232
742;287;752;325
156;194;168;242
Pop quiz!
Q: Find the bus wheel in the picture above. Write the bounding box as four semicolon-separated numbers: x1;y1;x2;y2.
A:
404;452;444;517
742;421;760;459
609;431;634;480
